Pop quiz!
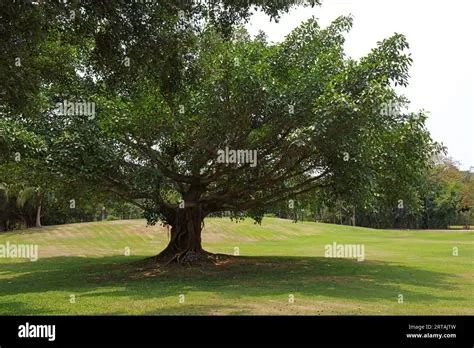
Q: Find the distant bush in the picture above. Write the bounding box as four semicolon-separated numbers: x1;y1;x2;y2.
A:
264;213;276;217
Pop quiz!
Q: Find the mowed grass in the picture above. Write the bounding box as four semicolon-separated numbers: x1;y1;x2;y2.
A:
0;218;472;315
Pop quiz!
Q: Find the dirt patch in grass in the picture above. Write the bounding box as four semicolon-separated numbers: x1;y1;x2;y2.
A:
460;272;474;280
238;299;366;315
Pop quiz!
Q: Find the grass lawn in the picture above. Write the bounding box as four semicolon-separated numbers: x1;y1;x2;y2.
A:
0;218;472;315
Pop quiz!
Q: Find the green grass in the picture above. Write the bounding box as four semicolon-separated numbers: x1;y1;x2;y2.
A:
0;218;472;315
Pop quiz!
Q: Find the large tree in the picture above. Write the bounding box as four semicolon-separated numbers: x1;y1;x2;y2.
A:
1;1;440;263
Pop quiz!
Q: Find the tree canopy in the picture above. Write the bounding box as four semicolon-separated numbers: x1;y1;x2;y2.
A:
0;0;452;263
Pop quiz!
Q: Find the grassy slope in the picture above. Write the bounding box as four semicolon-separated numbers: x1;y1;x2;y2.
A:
0;218;472;315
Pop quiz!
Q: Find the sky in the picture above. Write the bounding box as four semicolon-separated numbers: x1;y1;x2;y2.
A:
246;0;473;171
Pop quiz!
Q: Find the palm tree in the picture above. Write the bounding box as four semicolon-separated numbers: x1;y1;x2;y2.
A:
0;182;43;229
17;185;43;228
0;182;13;231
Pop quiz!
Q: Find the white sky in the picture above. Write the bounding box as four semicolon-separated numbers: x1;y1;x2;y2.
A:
246;0;473;170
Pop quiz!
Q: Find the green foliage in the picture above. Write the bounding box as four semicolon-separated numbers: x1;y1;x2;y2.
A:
1;1;445;232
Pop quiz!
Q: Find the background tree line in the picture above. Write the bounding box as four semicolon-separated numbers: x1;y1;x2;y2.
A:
269;155;474;229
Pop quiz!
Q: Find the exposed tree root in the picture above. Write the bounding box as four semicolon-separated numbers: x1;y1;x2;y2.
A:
136;249;231;267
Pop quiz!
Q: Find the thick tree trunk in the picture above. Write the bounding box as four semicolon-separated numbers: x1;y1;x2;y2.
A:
155;205;210;264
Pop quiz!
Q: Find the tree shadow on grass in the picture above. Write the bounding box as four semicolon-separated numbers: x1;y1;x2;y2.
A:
0;255;467;314
0;301;56;315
